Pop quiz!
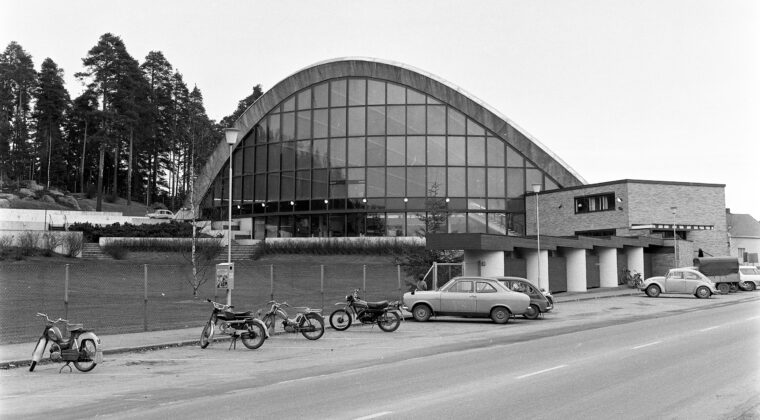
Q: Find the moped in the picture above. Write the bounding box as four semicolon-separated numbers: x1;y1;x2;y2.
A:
200;299;268;350
329;289;402;332
30;313;103;373
259;300;325;340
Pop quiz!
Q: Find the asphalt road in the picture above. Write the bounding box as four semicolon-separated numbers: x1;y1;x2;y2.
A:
1;293;758;419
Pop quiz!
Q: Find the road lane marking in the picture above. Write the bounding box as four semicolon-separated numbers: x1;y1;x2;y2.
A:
354;411;393;420
516;365;567;379
632;341;662;350
699;326;720;332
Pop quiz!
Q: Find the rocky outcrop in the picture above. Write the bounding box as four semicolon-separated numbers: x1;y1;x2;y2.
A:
56;195;81;210
18;188;35;198
40;195;55;203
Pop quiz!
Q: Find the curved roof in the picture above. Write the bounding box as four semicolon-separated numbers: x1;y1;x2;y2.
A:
191;57;586;211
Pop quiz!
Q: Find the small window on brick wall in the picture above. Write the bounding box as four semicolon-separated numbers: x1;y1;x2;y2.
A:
575;193;615;214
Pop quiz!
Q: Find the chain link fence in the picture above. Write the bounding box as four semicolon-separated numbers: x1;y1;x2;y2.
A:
0;261;411;344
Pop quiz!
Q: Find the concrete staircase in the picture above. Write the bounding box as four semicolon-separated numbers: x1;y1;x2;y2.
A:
81;243;112;260
218;243;257;261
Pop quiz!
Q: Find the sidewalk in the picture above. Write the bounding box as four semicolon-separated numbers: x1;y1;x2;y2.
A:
0;285;642;369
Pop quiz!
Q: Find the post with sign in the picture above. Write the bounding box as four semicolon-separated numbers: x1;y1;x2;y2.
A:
216;262;235;306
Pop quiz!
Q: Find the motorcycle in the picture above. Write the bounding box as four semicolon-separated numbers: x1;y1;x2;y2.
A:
200;299;268;350
258;300;325;340
329;289;402;332
624;269;644;289
30;313;103;373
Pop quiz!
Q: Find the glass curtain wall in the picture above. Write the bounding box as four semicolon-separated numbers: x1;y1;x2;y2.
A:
202;77;560;238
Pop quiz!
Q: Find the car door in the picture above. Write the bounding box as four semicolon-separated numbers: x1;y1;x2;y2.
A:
475;281;499;314
440;279;476;314
682;271;704;293
664;271;685;293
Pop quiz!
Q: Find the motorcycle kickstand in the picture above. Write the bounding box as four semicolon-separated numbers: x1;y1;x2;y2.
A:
228;335;238;350
59;362;73;374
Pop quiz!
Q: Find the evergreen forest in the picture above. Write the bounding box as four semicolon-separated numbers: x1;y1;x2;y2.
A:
0;33;263;211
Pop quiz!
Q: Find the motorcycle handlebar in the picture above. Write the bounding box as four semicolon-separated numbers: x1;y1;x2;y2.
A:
36;313;68;323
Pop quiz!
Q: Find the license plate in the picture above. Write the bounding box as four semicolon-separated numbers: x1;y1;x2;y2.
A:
95;351;104;364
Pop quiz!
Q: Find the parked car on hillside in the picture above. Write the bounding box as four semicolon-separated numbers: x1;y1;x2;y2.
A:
495;277;554;319
402;276;530;324
738;266;760;291
640;268;719;299
147;209;174;219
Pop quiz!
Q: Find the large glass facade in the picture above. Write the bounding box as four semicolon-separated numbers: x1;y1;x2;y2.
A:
202;77;561;238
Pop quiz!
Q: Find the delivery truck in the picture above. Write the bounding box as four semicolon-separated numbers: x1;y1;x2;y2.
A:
692;257;740;294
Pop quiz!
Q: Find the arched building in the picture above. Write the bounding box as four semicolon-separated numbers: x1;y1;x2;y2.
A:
189;58;730;292
193;58;586;239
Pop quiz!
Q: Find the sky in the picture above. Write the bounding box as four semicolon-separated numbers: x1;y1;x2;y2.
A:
2;0;758;216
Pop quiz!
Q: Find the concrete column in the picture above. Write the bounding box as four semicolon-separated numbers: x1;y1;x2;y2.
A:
626;247;645;277
526;249;550;290
598;247;618;288
463;250;504;277
565;248;587;292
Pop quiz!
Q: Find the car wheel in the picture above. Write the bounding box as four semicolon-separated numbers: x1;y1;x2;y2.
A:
523;304;540;320
716;283;730;294
747;282;757;291
490;307;510;324
412;304;432;322
645;284;661;298
695;286;711;299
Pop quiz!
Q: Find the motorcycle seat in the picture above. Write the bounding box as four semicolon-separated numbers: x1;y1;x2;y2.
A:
221;311;252;320
68;324;83;332
366;300;389;309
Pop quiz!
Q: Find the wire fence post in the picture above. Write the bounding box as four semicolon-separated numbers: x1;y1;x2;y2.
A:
143;264;148;332
363;264;366;296
270;264;274;302
64;264;69;319
321;264;325;311
397;264;401;293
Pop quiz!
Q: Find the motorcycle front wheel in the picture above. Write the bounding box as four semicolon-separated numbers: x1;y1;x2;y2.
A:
329;309;352;331
300;313;325;340
241;321;266;350
377;311;401;332
73;339;97;372
200;321;213;349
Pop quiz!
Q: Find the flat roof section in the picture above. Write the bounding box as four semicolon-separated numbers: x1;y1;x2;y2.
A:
426;233;667;251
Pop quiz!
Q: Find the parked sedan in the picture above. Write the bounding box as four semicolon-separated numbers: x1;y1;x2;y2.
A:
147;209;174;219
640;268;718;299
402;276;530;324
495;277;554;319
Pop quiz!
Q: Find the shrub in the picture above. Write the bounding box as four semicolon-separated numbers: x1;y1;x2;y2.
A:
197;240;224;261
41;233;62;257
63;234;83;258
102;243;128;260
0;235;13;260
68;221;201;242
104;192;118;203
254;238;422;258
17;231;40;257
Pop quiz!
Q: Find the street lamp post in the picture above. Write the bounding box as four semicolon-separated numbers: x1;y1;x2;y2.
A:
670;206;678;268
532;184;542;289
224;128;239;306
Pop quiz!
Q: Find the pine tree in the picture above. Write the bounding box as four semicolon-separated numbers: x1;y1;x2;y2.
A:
33;58;70;188
0;41;37;184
